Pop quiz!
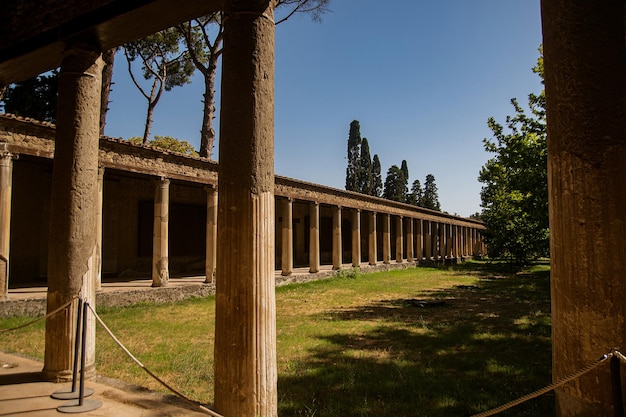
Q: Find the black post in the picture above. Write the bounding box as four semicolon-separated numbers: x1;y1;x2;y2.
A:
78;300;89;406
611;355;624;417
70;298;83;393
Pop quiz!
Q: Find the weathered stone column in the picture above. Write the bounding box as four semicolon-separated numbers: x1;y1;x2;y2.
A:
431;222;439;260
368;212;377;266
446;224;453;259
214;1;277;415
543;2;625;415
281;198;293;276
0;145;14;300
382;213;391;264
309;202;320;273
406;218;414;262
94;167;104;291
452;225;458;260
351;209;361;268
152;177;169;287
423;220;432;260
205;185;218;283
415;219;423;261
439;223;446;260
395;216;403;263
332;205;342;270
44;43;102;381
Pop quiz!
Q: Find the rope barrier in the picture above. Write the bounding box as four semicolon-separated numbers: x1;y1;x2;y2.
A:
87;304;224;417
470;352;613;417
0;296;76;333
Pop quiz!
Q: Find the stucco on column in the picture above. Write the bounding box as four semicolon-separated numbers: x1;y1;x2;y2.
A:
205;185;218;283
152;177;170;287
542;1;626;415
395;216;403;263
332;206;342;270
0;145;14;300
382;213;391;264
351;209;361;267
406;218;414;262
44;43;102;381
309;202;320;273
368;212;377;266
213;1;277;415
95;167;104;291
281;198;293;276
423;220;432;260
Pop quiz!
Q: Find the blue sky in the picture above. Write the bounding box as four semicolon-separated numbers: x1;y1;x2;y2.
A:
105;0;543;217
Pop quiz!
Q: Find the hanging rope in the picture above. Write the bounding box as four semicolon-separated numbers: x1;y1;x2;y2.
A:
0;296;77;333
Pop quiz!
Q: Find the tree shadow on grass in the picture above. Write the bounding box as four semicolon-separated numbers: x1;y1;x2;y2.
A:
278;265;552;417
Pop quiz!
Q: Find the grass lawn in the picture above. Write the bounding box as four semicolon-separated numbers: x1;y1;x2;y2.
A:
0;261;552;416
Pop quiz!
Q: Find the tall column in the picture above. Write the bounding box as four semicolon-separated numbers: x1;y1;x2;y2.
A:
446;224;453;259
205;185;218;283
332;206;342;270
415;219;423;261
214;2;277;416
44;43;102;381
281;198;293;276
543;2;625;415
368;212;377;266
382;213;391;264
351;209;361;268
309;202;320;273
152;177;170;287
395;216;403;263
406;218;414;262
0;145;14;300
423;220;432;260
95;167;104;291
431;222;439;260
452;225;458;260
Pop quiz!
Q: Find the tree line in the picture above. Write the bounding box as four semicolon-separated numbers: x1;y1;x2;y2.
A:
0;0;330;158
345;120;441;211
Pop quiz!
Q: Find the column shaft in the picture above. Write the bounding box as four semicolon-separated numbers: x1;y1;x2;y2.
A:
44;44;102;381
205;185;218;283
332;206;342;269
395;216;403;263
382;213;391;264
368;212;377;266
415;219;423;261
406;218;414;262
0;146;14;300
95;167;104;291
281;198;293;276
152;177;170;287
309;202;320;273
351;209;361;268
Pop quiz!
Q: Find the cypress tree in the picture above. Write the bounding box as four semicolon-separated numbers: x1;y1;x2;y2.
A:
422;174;441;211
371;154;383;197
345;120;362;192
359;137;373;194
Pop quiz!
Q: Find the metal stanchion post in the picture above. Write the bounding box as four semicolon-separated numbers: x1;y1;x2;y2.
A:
52;298;94;400
57;301;102;413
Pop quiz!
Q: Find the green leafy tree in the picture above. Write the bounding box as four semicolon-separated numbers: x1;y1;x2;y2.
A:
422;174;441;211
178;0;330;159
383;165;408;202
358;137;373;194
408;179;423;206
478;51;548;263
1;71;58;122
123;27;195;145
371;154;383;197
128;135;199;156
345;120;361;192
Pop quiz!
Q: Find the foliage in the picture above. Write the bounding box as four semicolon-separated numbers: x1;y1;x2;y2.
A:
1;71;58;122
478;50;548;263
123;27;195;144
128;135;199;156
345;120;362;192
371;154;383;197
383;165;408;202
357;138;373;195
422;173;441;211
408;179;423;206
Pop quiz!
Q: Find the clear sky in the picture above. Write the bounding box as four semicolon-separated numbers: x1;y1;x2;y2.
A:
105;0;544;218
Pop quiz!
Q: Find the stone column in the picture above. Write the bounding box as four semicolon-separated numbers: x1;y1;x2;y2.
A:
332;205;342;270
205;185;218;283
44;43;102;381
423;220;432;260
214;2;277;416
351;209;361;268
382;213;391;264
452;225;458;260
152;177;169;287
368;212;377;266
281;198;293;276
95;167;104;291
446;224;453;259
415;219;423;261
406;218;414;262
309;202;320;273
543;2;625;414
439;223;447;260
431;222;439;260
395;216;403;263
0;145;14;300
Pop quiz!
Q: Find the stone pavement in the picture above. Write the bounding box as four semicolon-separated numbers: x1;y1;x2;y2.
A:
0;352;213;417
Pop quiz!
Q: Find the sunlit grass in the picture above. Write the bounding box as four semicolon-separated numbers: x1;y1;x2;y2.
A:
0;261;553;416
